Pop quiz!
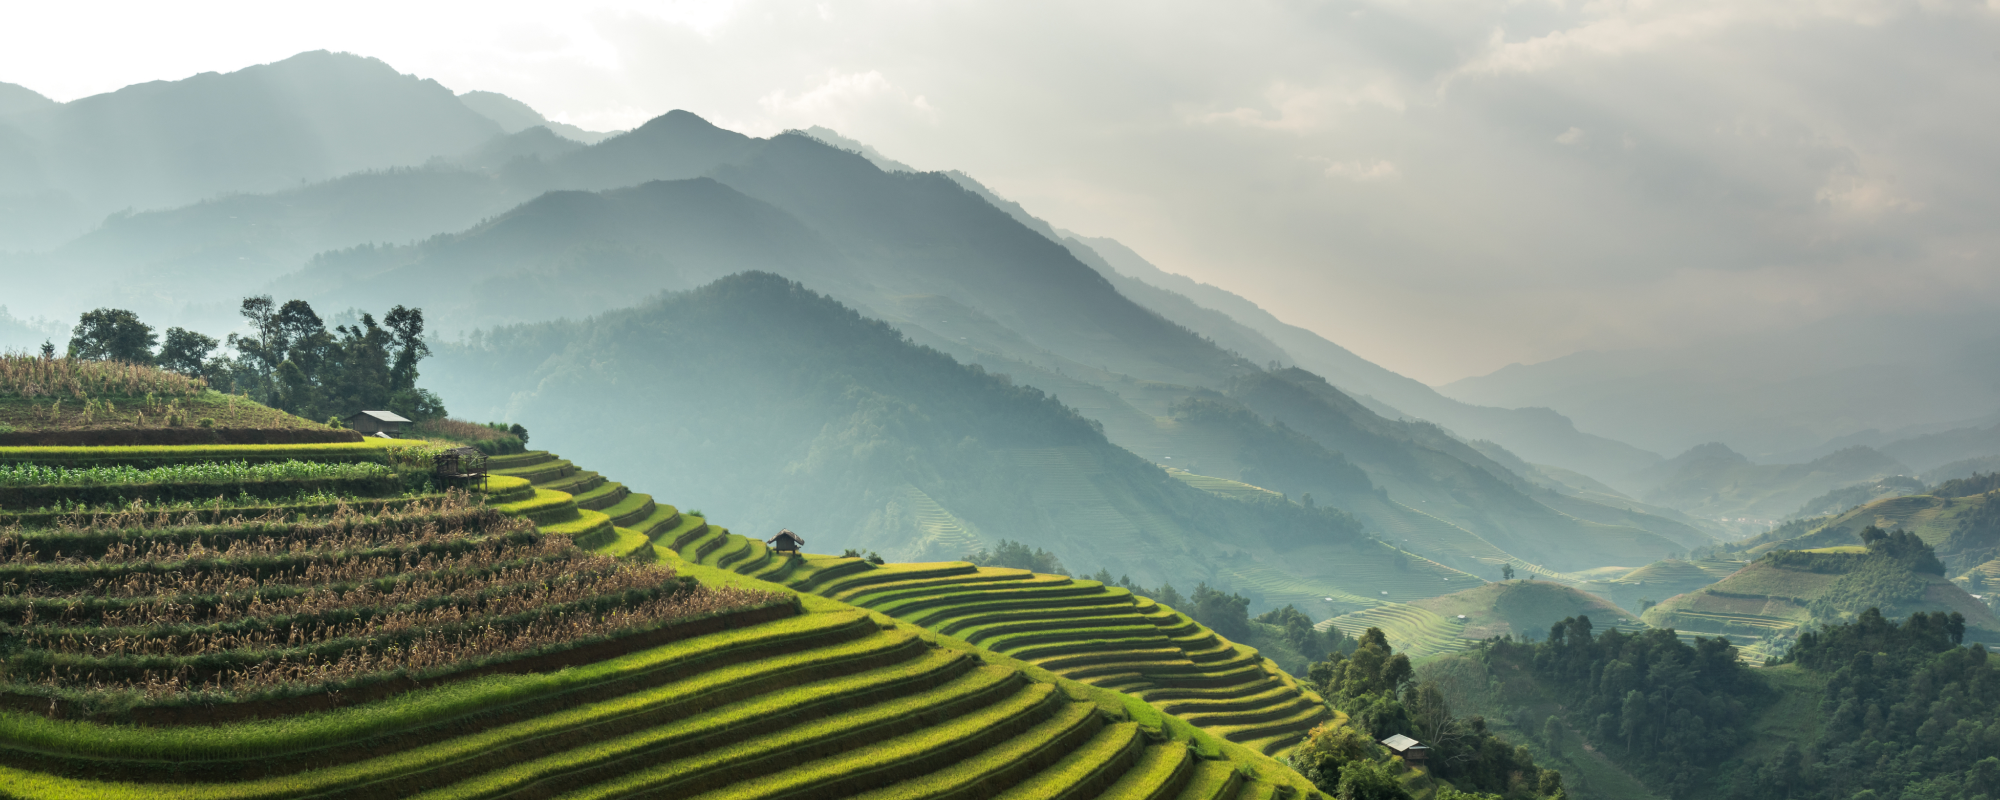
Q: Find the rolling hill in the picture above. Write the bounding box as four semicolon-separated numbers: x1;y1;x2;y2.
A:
0;363;1321;798
428;271;1460;623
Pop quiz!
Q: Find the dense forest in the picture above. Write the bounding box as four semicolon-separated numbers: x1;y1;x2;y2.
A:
1485;619;1762;798
1453;602;2000;800
1767;609;1998;800
1289;629;1564;800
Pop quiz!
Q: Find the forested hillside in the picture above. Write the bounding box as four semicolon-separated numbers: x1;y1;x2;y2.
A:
1433;609;2000;800
430;272;1384;601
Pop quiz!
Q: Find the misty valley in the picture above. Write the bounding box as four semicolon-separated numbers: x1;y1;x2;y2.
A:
1;45;1997;800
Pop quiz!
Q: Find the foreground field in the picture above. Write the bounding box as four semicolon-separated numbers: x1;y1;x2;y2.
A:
0;442;1322;798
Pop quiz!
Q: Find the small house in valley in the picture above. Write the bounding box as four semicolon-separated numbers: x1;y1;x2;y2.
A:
345;410;412;437
768;529;805;557
1380;734;1429;764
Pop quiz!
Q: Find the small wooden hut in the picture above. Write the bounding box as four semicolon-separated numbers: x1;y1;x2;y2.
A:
433;446;488;491
767;529;805;557
1380;734;1429;764
345;410;412;437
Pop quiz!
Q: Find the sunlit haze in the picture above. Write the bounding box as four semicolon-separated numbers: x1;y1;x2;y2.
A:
5;0;1997;384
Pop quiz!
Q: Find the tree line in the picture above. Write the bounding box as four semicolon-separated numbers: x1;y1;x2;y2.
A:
1475;601;1998;799
1294;628;1565;799
59;298;446;424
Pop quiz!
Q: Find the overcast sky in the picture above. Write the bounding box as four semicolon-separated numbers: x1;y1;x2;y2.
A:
4;0;1996;384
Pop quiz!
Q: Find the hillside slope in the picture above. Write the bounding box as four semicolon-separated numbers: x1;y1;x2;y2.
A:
1071;232;1666;484
431;272;1464;623
1644;543;2000;659
0;361;1319;799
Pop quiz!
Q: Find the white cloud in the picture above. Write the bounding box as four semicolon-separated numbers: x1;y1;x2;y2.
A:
752;69;936;133
1555;127;1587;146
1319;158;1401;182
1816;173;1923;217
1190;80;1404;133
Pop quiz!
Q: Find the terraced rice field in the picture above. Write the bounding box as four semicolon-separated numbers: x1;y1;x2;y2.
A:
1219;551;1478;618
894;484;986;559
1345;495;1586;586
1320;604;1468;659
1166;470;1283;502
1003;447;1154;554
0;444;1320;798
672;527;1335;760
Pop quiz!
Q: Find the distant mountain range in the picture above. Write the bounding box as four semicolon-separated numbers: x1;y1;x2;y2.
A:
1440;315;2000;463
0;51;620;252
56;51;2000;613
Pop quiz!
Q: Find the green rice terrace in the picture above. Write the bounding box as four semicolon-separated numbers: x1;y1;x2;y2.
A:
666;526;1335;761
0;426;1325;797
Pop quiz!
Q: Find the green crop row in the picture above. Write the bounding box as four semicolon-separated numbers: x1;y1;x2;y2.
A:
981;720;1141;800
3;500;510;561
2;579;697;691
0;460;394;488
0;526;549;587
0;441;411;467
400;642;967;800
0;474;413;512
0;490;444;530
2;550;627;640
546;677;1057;800
0;599;824;760
845;698;1111;800
0;620;922;799
666;552;1319;796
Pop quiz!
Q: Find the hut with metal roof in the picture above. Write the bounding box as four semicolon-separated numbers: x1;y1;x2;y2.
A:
1380;734;1429;764
345;410;412;437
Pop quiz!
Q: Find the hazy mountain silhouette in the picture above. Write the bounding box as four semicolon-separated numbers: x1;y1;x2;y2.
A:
1069;233;1667;486
281;178;852;329
457;90;618;144
1641;443;1912;527
1441;313;2000;460
0;82;54;116
8;86;1710;571
0;51;502;249
430;271;1377;599
253;113;1703;571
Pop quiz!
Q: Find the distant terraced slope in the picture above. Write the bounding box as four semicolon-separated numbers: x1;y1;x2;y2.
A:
1644;550;2000;659
0;444;1321;799
1581;557;1748;613
669;526;1334;759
